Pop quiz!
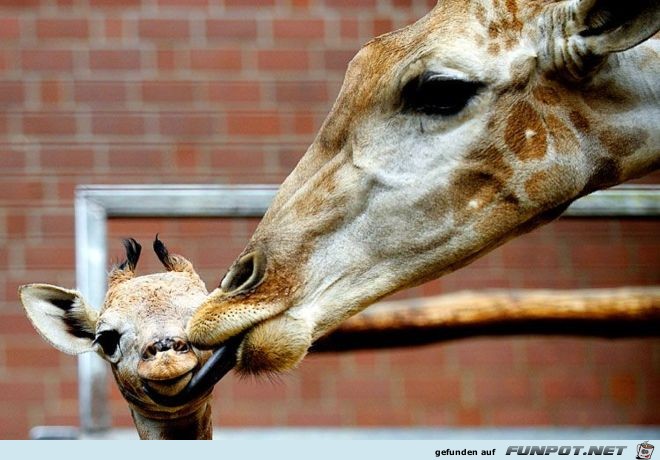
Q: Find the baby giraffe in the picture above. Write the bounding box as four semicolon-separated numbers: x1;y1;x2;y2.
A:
19;237;237;440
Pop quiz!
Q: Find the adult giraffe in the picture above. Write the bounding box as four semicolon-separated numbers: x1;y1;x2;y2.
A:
188;0;659;376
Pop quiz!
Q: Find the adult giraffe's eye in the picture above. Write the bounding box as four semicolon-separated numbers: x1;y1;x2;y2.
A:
94;330;121;357
401;71;483;116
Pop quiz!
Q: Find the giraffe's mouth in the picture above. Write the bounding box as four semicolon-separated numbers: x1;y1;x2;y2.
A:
142;335;242;407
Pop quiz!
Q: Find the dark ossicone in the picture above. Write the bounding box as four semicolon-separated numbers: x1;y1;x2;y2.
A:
143;335;243;408
153;234;176;271
119;238;142;271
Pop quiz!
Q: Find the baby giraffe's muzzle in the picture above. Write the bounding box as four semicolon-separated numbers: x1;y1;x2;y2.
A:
138;336;198;397
141;334;243;407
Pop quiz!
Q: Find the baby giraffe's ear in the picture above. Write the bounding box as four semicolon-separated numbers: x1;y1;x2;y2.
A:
19;284;98;355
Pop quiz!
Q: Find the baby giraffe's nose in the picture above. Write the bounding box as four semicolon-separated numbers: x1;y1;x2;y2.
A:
141;337;190;360
137;336;198;394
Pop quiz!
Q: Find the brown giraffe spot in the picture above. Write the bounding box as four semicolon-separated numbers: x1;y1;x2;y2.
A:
598;126;648;158
582;82;635;113
546;113;580;154
569;109;590;132
532;85;561;105
448;168;518;224
524;164;576;205
582;157;621;194
472;2;487;26
504;101;548;160
466;144;513;182
488;23;500;39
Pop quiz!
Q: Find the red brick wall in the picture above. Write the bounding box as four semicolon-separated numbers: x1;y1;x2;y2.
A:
1;0;658;439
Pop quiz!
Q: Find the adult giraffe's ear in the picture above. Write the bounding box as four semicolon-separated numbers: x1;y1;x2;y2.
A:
540;0;660;79
19;284;98;355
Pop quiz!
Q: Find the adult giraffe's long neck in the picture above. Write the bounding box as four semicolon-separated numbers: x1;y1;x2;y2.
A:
129;401;213;440
578;39;660;191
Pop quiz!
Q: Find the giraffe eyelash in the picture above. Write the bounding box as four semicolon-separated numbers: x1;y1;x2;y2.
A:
401;71;484;117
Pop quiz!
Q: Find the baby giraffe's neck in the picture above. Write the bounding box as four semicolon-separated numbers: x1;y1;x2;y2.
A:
130;401;213;440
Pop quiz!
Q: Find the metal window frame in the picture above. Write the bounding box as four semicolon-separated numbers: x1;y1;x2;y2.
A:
73;183;659;434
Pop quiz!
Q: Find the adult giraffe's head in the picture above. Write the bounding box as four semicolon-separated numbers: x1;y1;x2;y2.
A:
188;0;660;375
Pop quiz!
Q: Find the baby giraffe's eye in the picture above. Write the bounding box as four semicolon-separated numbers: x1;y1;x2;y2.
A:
401;71;484;116
94;330;121;357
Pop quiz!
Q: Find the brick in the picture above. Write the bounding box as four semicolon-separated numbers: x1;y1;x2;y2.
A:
104;19;124;39
6;210;27;236
159;113;215;137
175;218;234;237
174;144;201;169
90;0;140;7
354;404;414;426
39;212;75;236
21;50;73;72
570;244;630;268
292;112;317;135
473;375;531;404
0;149;26;170
502;243;560;268
275;81;328;105
490;407;552;425
326;0;376;8
36;19;89;39
225;0;274;7
258;50;309;72
190;49;242;71
0;0;38;7
74;81;127;105
227;113;281;136
273;19;325;40
157;49;177;71
340;18;359;40
543;373;602;401
373;18;394;36
206;19;258;40
24;244;75;269
89;50;141;71
212;404;277;426
142;81;195;103
108;148;164;168
609;374;638;404
404;376;461;405
208;81;261;104
523;339;587;367
336;376;391;401
139;19;189;40
285;407;344;426
0;18;20;39
40;80;63;105
454;339;515;367
210;147;264;171
23;113;76;135
40;148;94;169
324;49;356;72
0;313;34;335
158;0;209;6
4;344;64;368
92;114;145;136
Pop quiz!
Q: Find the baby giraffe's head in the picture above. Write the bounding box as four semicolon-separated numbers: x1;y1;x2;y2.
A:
19;237;231;439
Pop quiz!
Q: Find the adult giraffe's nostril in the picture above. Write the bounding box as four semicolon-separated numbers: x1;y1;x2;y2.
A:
220;248;266;294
